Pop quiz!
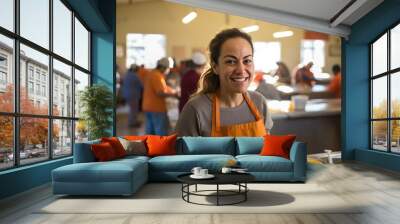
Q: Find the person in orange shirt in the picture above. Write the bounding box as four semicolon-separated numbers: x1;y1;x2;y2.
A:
137;65;148;85
328;64;341;98
142;57;179;135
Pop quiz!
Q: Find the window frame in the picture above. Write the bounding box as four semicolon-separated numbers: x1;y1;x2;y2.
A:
0;0;92;171
370;20;400;154
300;39;326;72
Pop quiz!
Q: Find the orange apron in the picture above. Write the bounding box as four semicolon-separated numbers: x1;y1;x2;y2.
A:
211;93;267;137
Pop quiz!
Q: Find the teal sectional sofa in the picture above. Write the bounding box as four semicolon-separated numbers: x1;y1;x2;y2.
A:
52;137;307;196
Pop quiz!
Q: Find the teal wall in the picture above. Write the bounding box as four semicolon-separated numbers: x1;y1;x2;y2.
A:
0;158;72;199
92;0;116;136
343;0;400;171
0;0;116;200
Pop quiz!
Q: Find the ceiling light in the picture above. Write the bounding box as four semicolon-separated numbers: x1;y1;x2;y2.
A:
182;11;197;24
273;31;293;38
241;25;259;33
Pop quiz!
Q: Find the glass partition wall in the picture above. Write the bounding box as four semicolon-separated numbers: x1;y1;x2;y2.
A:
371;23;400;153
0;0;91;170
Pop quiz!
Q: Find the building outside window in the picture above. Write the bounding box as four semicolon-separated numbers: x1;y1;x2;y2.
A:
371;23;400;154
0;53;7;90
28;66;34;80
0;0;91;170
28;81;34;94
41;73;46;83
0;71;7;92
0;71;6;85
41;85;46;97
35;83;40;95
35;70;40;81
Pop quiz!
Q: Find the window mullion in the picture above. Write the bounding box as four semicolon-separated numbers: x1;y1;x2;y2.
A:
49;0;53;160
370;44;373;149
71;11;76;153
388;29;391;152
13;0;20;167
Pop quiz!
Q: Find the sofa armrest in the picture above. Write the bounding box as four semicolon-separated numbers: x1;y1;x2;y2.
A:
289;141;307;181
73;142;97;163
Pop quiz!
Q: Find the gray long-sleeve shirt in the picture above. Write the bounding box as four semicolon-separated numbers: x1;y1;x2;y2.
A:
175;91;273;137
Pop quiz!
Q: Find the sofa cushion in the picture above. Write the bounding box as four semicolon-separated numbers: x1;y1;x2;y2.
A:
260;134;296;159
235;137;263;155
236;155;293;172
91;142;118;161
147;134;177;157
148;154;235;172
178;137;235;155
118;138;147;156
124;135;150;141
115;155;150;163
101;137;127;158
53;159;147;183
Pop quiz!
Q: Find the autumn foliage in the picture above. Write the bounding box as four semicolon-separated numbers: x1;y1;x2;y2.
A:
372;99;400;141
0;85;59;150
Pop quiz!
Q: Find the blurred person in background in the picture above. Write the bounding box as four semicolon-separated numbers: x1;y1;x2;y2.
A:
295;62;316;87
179;52;207;112
137;65;148;86
273;61;291;84
179;59;195;77
137;64;149;111
256;76;281;100
121;64;143;127
142;57;179;135
166;58;181;89
116;64;124;106
328;64;341;98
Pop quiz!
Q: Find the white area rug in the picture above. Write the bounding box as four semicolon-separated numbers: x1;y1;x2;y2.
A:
38;183;361;214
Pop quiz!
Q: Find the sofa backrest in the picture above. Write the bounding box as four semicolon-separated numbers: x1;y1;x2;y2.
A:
235;137;264;155
73;139;100;163
177;137;236;155
74;136;265;161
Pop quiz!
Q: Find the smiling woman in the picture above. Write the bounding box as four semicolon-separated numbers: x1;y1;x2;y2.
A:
175;28;273;137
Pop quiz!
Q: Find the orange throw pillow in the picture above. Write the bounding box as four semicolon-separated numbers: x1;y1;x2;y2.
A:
124;135;149;141
101;137;126;158
91;142;117;161
260;134;296;159
146;134;177;157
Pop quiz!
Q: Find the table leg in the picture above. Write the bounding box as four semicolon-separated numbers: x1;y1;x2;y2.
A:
181;184;183;200
217;184;219;206
245;183;247;201
187;184;190;202
195;184;197;192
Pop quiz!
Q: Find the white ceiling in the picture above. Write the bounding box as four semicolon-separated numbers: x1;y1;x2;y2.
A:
225;0;384;27
118;0;384;37
227;0;352;23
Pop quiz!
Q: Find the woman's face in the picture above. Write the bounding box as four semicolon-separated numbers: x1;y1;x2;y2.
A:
213;37;254;94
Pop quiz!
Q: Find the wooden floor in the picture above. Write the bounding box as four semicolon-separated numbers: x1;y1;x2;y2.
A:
1;161;400;224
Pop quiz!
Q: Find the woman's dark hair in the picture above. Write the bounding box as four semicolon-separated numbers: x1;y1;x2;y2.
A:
196;28;254;95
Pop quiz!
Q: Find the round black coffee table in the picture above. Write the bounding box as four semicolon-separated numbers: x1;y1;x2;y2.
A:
177;173;255;206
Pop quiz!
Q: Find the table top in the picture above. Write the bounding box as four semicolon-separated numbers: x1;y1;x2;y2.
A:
269;98;341;119
177;172;255;185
